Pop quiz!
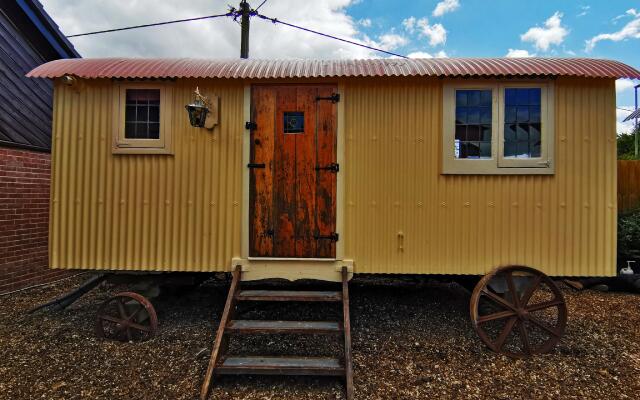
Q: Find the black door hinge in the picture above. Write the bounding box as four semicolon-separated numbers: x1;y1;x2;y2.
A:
247;163;265;168
315;163;339;173
245;121;257;130
316;93;340;103
314;232;339;241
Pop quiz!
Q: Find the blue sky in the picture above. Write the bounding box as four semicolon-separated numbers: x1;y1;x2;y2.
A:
347;0;639;126
43;0;640;131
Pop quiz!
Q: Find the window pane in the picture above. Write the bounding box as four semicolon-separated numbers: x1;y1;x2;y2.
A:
456;91;467;106
149;106;160;123
459;142;468;158
480;107;491;124
516;89;529;105
456;107;467;124
124;89;161;140
516;106;529;122
517;124;529;141
137;106;149;122
454;89;492;159
529;88;541;105
481;125;492;141
504;142;517;157
135;122;147;138
504;87;543;159
505;106;516;123
504;123;517;141
125;105;137;122
148;123;160;139
467;142;480;158
467;125;480;141
125;122;136;137
517;141;530;158
467;108;480;124
480;90;492;106
531;142;541;157
530;123;541;142
480;142;491;158
530;106;541;123
468;90;480;106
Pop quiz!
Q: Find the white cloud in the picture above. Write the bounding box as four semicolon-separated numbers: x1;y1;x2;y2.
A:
40;0;382;59
577;5;590;17
419;20;447;46
377;33;408;50
586;9;640;51
432;0;460;17
505;48;535;58
616;79;637;93
402;16;417;33
407;50;447;58
403;17;446;46
617;106;638;133
521;12;569;51
358;18;371;27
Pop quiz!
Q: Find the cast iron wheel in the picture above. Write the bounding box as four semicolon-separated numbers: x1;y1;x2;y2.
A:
470;265;567;358
95;292;158;341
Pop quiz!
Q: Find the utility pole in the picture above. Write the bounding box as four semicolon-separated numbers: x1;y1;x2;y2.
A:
239;0;250;59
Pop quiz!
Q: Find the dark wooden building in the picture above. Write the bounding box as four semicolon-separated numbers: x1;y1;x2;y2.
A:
0;0;79;294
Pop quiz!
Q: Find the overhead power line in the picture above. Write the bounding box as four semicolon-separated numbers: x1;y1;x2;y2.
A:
254;0;268;11
67;12;234;37
255;13;408;59
65;5;408;59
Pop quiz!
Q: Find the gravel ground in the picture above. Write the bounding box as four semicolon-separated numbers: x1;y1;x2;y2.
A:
0;274;639;400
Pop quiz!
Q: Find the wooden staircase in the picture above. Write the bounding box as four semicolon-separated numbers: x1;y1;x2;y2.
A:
200;266;354;400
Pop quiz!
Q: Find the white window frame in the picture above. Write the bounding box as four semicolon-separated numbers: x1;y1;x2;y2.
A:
112;83;173;155
442;80;554;175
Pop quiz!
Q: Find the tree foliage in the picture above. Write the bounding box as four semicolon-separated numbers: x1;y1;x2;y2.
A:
618;129;640;160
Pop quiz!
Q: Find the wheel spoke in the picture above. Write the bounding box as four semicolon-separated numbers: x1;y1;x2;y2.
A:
505;271;520;308
519;275;542;306
494;316;517;351
528;315;561;338
128;321;152;332
116;298;127;319
481;289;518;312
126;305;145;322
527;299;564;312
517;320;532;355
477;310;516;324
99;315;125;324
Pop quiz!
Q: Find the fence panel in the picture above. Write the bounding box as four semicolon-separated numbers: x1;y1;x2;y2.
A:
618;160;640;213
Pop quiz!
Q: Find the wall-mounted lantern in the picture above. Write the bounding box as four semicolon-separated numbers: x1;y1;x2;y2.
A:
185;87;210;128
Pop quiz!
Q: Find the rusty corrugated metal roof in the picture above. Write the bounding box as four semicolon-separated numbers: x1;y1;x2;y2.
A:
26;57;640;80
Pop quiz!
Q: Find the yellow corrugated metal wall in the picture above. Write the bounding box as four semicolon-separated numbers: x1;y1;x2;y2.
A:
342;77;617;276
50;76;617;276
50;79;244;271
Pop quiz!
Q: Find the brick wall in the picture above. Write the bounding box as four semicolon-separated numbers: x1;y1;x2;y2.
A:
0;147;68;294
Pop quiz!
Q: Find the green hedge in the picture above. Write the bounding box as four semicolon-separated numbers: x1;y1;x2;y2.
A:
618;208;640;270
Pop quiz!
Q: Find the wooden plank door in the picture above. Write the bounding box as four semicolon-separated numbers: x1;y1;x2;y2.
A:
249;85;338;258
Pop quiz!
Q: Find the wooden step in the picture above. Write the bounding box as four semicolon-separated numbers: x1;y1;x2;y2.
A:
216;356;344;376
236;290;342;302
226;320;343;334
